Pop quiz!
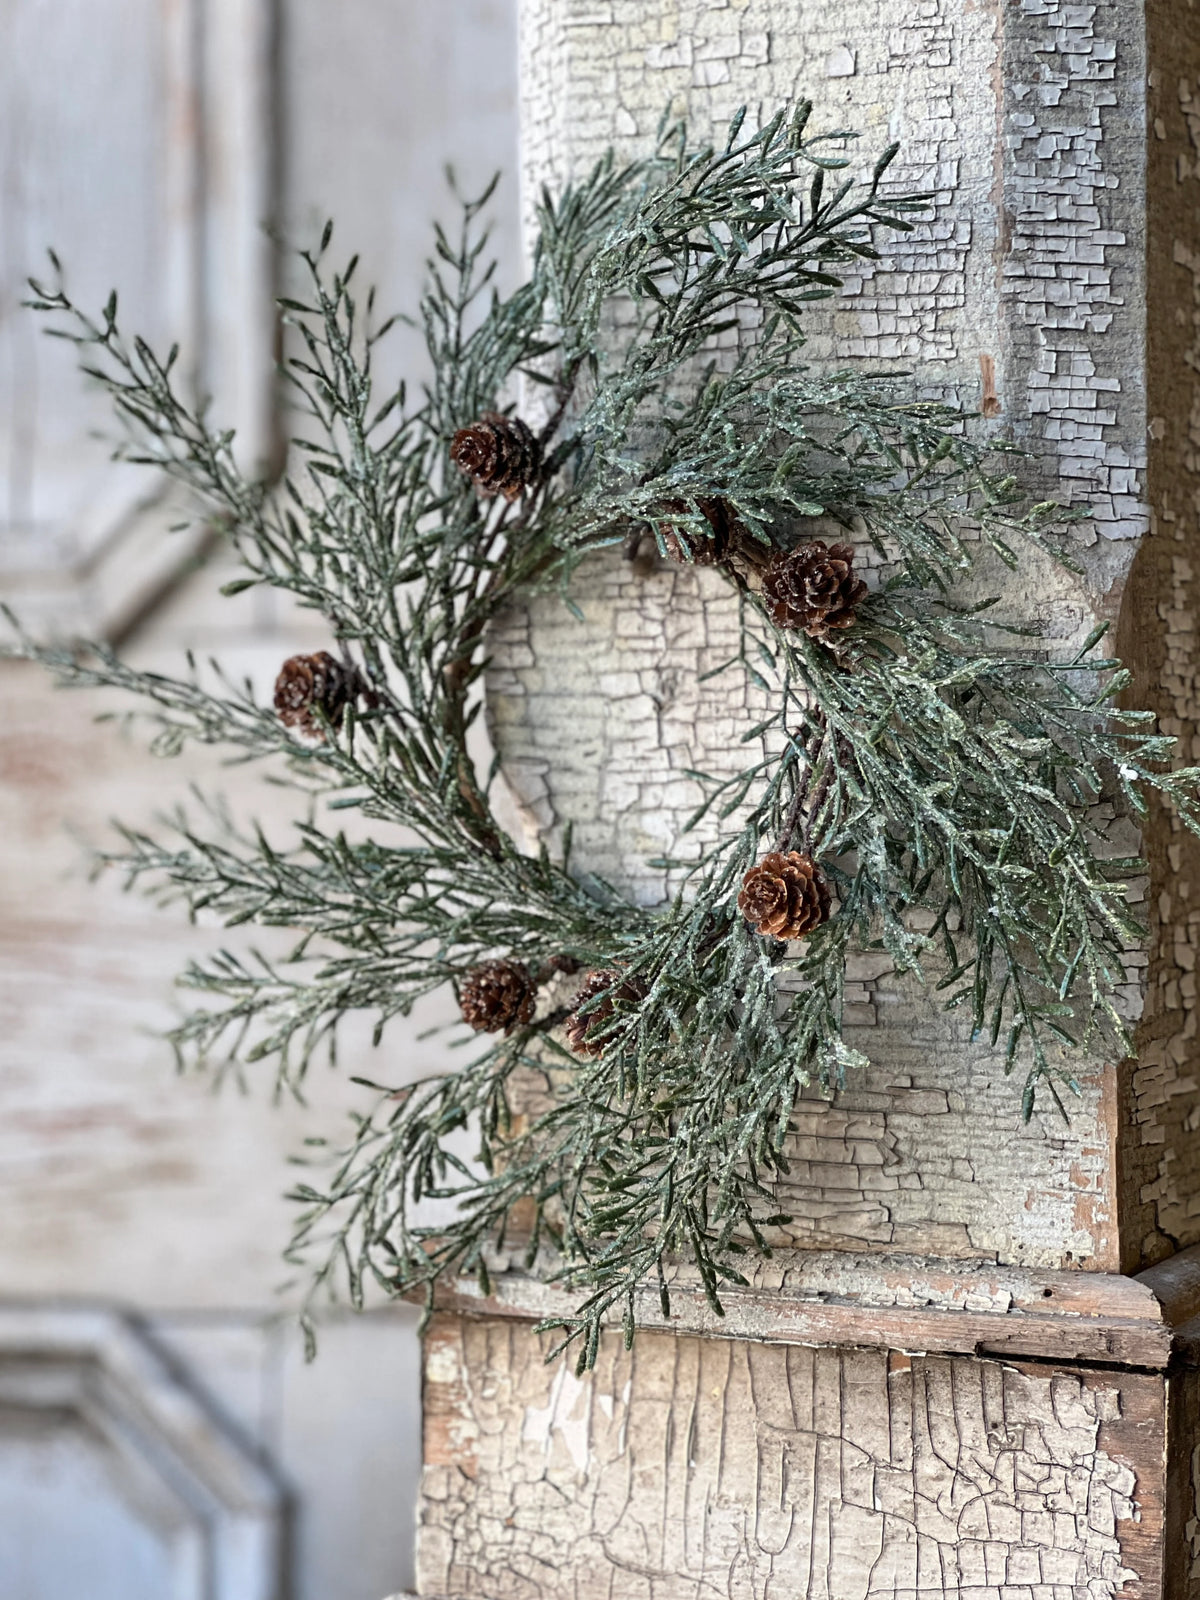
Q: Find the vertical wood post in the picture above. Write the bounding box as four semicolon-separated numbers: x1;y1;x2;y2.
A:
415;3;1200;1594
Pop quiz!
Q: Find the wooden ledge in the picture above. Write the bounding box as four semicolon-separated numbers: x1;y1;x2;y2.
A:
426;1244;1200;1370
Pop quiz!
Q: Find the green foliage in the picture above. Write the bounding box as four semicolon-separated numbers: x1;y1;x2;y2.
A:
9;106;1199;1365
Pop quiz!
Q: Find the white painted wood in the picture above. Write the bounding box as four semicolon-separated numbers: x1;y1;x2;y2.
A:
0;1305;285;1600
202;0;276;471
0;0;183;565
0;0;274;638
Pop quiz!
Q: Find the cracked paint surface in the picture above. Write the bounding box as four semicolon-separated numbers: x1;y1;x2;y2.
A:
418;1315;1155;1600
488;551;1120;1268
519;0;1004;382
415;8;1200;1599
488;0;1200;1269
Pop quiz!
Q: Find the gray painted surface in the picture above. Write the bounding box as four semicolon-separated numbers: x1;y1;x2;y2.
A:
0;1305;284;1600
0;2;520;1597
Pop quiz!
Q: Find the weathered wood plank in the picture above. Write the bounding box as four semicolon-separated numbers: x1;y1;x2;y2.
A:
418;1313;1166;1600
422;1246;1193;1370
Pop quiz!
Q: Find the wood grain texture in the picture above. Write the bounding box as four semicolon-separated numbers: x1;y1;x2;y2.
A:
1114;0;1200;1273
415;7;1200;1598
426;1249;1183;1370
418;1314;1163;1600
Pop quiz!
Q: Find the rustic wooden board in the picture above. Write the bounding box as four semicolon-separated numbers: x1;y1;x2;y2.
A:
418;1313;1167;1600
426;1247;1183;1370
417;2;1200;1596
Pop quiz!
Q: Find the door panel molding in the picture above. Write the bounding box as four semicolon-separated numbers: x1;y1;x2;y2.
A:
0;1303;286;1599
0;0;275;639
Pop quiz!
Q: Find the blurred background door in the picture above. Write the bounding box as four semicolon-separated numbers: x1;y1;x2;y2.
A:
0;0;275;640
0;3;520;1596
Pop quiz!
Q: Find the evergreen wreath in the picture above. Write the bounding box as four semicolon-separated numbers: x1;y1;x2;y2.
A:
9;104;1200;1367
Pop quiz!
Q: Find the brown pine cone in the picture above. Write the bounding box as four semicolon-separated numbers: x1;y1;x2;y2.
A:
761;540;868;641
450;412;541;501
459;959;537;1034
274;651;355;738
656;496;740;565
737;851;831;940
565;969;647;1058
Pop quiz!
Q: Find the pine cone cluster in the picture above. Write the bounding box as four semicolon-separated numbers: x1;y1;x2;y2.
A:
656;496;739;565
274;652;355;738
459;959;537;1034
761;540;867;641
565;969;647;1058
450;412;541;501
738;851;831;940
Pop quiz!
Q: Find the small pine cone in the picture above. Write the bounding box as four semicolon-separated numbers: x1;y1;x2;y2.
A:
762;540;868;641
565;969;647;1058
450;411;541;501
274;651;354;738
657;496;739;565
459;959;537;1034
738;851;831;941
